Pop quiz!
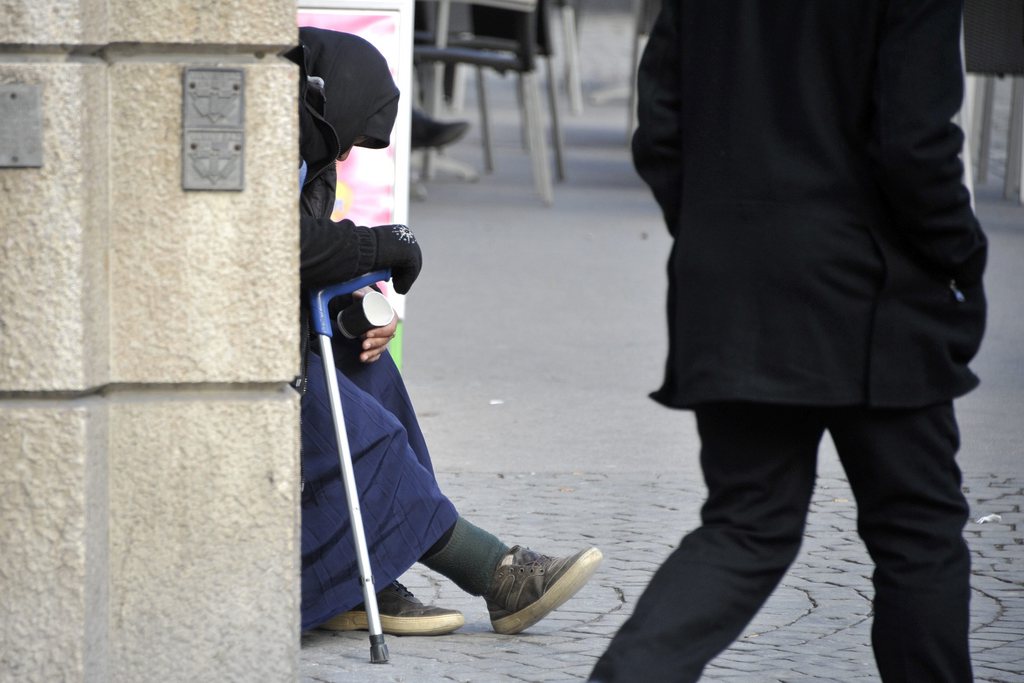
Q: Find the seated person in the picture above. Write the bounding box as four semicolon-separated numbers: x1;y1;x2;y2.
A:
287;27;602;637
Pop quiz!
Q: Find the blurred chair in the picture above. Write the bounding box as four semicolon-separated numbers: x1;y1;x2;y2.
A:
466;0;566;179
627;0;660;139
587;0;660;143
963;0;1024;204
414;0;562;205
554;0;584;115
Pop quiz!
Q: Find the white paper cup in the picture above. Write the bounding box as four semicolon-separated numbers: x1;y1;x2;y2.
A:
336;290;395;339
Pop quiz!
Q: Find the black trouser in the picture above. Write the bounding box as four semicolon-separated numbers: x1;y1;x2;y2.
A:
591;401;972;683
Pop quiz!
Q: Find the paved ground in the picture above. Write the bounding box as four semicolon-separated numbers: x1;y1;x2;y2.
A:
302;471;1023;682
300;8;1024;682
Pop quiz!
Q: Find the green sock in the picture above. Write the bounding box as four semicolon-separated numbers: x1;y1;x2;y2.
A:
421;517;510;596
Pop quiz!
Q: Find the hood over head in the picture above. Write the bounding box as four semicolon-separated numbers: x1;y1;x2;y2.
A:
286;27;400;184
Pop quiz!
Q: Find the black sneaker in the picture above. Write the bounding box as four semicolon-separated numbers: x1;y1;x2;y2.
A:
410;110;470;150
320;581;465;636
485;545;603;635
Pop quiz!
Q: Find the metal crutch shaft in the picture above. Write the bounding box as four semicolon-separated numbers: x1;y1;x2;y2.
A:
309;270;392;664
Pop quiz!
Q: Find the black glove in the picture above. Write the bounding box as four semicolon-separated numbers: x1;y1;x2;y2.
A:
372;224;422;294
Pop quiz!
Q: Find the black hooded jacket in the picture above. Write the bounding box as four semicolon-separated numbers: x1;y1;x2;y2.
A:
286;27;401;291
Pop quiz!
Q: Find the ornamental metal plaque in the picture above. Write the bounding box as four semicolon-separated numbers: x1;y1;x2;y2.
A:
183;129;244;190
182;67;245;191
183;68;244;128
0;84;43;168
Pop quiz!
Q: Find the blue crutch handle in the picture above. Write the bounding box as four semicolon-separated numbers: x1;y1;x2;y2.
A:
308;270;392;337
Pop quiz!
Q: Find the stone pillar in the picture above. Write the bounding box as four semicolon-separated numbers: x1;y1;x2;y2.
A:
1;2;301;681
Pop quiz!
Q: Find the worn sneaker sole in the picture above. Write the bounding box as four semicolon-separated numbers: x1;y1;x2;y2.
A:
491;547;604;636
320;609;465;636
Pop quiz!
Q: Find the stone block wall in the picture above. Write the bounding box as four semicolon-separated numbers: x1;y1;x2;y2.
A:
1;2;302;681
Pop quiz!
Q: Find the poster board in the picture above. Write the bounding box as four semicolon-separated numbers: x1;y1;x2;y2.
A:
298;0;415;364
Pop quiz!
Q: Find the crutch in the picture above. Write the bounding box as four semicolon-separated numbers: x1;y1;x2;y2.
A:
308;269;393;664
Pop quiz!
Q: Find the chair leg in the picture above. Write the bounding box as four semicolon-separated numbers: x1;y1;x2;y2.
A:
521;71;554;205
516;75;529;151
449;64;469;113
627;0;648;142
972;75;994;185
960;76;976;203
421;61;449;181
561;3;584;115
475;67;495;174
544;55;567;181
1006;76;1023;204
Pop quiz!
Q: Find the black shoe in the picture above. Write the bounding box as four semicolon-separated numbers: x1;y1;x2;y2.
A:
485;545;603;635
320;581;465;636
411;110;470;150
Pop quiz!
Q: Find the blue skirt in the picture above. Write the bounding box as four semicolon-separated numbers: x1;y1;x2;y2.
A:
300;342;458;631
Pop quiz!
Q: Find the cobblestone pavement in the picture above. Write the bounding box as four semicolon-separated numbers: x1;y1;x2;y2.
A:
301;6;1024;681
301;472;1023;682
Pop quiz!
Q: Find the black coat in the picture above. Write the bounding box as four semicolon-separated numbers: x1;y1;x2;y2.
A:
286;27;400;291
284;28;402;383
635;0;988;409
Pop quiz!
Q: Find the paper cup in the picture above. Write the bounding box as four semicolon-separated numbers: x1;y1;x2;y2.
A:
336;290;395;339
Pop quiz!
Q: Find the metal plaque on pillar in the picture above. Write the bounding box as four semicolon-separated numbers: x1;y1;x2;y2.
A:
0;84;43;168
182;68;245;191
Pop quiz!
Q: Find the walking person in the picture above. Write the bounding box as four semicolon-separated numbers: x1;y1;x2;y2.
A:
590;1;987;681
